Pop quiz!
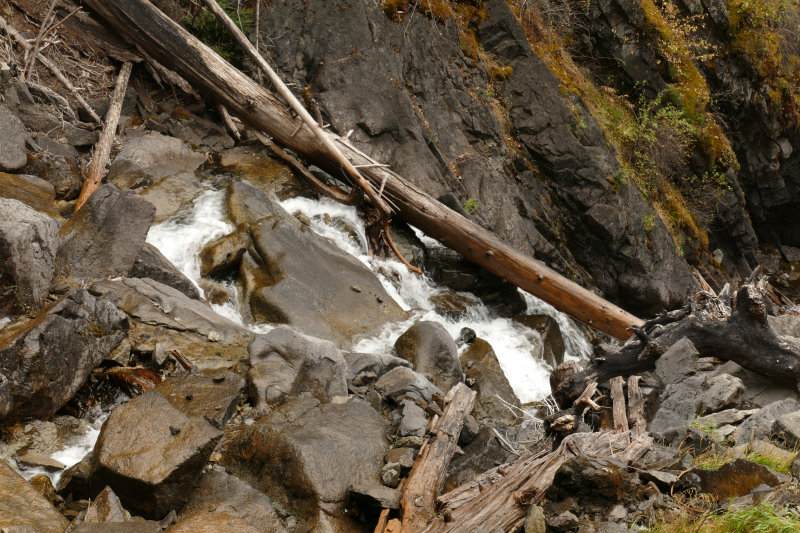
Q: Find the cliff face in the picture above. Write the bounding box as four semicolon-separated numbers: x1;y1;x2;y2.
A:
260;0;700;314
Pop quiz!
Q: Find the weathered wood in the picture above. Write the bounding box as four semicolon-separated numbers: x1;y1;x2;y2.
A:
23;0;58;81
75;61;132;212
374;509;390;533
399;383;476;533
79;0;645;340
0;15;102;124
551;271;800;407
426;431;651;532
627;376;646;439
610;377;628;433
217;104;241;141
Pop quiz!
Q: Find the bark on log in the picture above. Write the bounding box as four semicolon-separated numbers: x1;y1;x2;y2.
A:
610;377;628;433
79;0;644;340
551;271;800;407
399;383;476;532
627;376;646;439
75;61;132;212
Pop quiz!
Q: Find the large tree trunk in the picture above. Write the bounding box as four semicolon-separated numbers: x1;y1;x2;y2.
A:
79;0;644;340
551;272;800;408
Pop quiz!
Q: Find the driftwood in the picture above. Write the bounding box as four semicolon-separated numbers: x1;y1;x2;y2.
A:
79;0;643;340
398;383;476;533
423;431;653;532
610;377;628;433
75;61;132;212
627;376;646;439
23;0;58;81
551;270;800;408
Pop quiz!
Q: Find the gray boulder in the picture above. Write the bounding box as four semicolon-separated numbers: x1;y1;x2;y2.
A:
344;351;412;385
222;398;388;533
0;198;61;317
227;180;300;227
399;398;427;438
16;99;97;146
23;151;83;200
56;184;156;281
443;426;518;493
773;410;800;448
394;321;462;393
0;458;69;533
374;366;443;404
88;391;222;519
0;288;127;423
460;338;521;425
654;337;700;387
128;243;200;300
156;370;245;429
247;326;348;408
348;484;402;510
650;372;745;434
712;360;800;407
733;398;800;445
168;116;234;152
0;105;27;172
168;466;286;533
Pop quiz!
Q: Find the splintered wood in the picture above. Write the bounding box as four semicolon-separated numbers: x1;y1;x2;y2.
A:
610;377;629;433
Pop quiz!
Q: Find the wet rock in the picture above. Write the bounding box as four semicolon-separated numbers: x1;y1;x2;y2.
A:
100;366;161;395
88;390;222;519
241;194;406;348
15;452;65;471
0;458;69;533
349;484;402;509
344;351;412;386
394;321;462;393
218;146;310;200
169;466;286;533
386;447;416;469
0;172;59;217
374;366;443;403
0;288;127;423
0;105;28;172
222;398;388;533
387;221;427;269
83;485;132;523
30;473;57;503
227;180;301;227
687;459;785;502
512;315;565;368
138;171;206;223
198;227;250;278
106;132;206;191
399;398;427;438
88;277;253;363
247;326;348;408
459;327;477;345
156;370;245;429
56;451;95;499
443;426;518;493
128;243;200;300
197;279;230;305
733;398;800;445
460;338;521;425
429;291;482;320
55;184;156;281
23;151;83;200
0;198;61;317
547;455;632;503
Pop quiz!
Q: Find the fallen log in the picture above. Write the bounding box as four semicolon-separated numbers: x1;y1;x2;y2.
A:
398;383;476;533
551;270;800;408
79;0;643;340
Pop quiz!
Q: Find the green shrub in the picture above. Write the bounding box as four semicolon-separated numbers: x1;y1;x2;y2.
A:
181;0;255;61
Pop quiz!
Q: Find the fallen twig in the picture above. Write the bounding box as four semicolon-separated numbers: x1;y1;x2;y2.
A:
23;0;58;81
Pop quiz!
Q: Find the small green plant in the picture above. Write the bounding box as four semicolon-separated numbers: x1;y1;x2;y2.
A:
648;502;800;532
688;417;718;437
463;198;479;213
642;213;655;232
181;0;255;61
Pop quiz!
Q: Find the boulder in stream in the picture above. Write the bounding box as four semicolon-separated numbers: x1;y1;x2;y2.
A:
0;458;69;533
460;338;521;425
127;242;200;300
394;321;462;393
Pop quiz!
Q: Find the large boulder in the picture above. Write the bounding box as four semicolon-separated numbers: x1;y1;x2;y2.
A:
237;183;407;348
155;369;245;429
512;315;565;368
56;184;156;281
128;243;200;300
87;391;222;519
0;198;61;317
0;458;69;533
460;338;521;425
168;466;287;533
344;351;412;385
374;366;443;404
247;326;348;408
23;151;83;201
222;398;388;533
394;321;462;393
219;145;311;200
0;288;127;423
0;172;60;217
0;104;27;172
227;180;298;227
198;226;250;277
733;399;800;445
88;277;253;363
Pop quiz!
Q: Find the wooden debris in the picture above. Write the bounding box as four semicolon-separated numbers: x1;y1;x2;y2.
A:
74;61;132;212
23;0;58;81
627;376;646;439
217;103;241;141
170;349;193;371
610;377;628;433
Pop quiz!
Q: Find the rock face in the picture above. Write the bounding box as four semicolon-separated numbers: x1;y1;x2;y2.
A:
247;326;348;408
0;198;61;317
56;184;156;281
128;243;200;300
222;398;388;533
460;338;521;425
0;104;27;172
0;288;127;423
0;458;69;533
259;0;698;313
88;391;222;519
155;369;245;429
236;183;406;348
169;466;287;533
394;321;462;393
88;277;253;363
